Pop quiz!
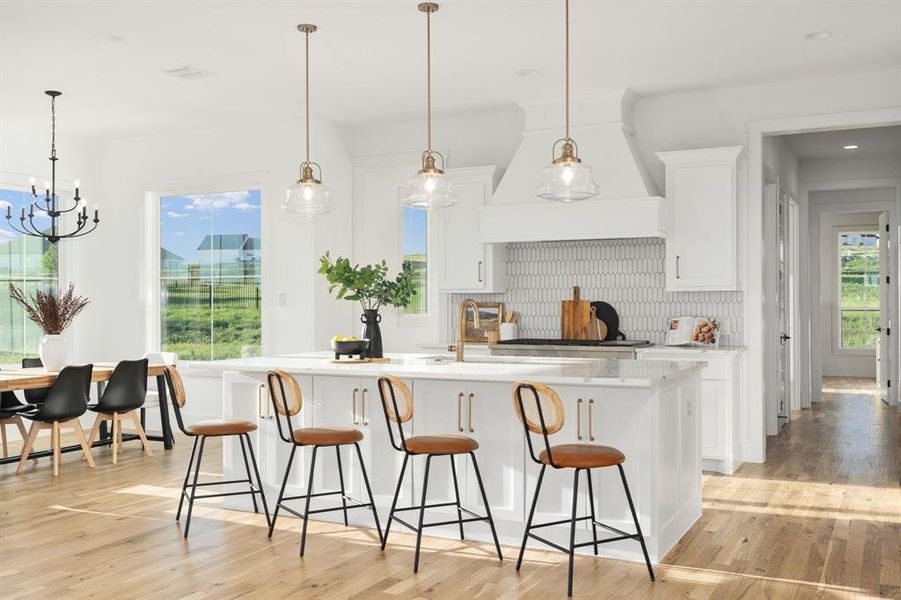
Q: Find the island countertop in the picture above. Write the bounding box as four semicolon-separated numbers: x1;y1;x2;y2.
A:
189;351;703;388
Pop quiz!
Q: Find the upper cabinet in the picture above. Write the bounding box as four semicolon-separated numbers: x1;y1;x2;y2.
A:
436;166;506;293
657;146;745;291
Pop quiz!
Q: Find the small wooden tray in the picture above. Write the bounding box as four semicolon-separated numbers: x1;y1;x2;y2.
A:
329;358;371;364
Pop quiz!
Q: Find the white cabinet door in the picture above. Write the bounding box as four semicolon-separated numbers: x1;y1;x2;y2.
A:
360;377;414;509
437;167;505;293
464;381;525;523
410;379;469;518
659;147;743;291
699;379;728;459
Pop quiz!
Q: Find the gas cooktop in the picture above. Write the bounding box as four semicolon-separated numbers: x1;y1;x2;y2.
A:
496;338;652;348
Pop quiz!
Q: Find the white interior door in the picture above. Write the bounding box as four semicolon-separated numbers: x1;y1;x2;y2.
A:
877;212;891;404
777;189;791;425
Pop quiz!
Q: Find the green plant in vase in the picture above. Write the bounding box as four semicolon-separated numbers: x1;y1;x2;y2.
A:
318;252;417;358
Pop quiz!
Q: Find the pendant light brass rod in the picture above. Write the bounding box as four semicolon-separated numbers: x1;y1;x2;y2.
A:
426;7;432;153
564;0;570;141
305;28;311;164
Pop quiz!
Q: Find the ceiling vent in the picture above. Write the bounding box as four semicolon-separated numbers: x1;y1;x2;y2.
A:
162;65;212;80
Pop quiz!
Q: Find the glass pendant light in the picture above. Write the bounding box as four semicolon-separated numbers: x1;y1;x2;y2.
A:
402;2;456;210
285;23;333;216
537;0;599;203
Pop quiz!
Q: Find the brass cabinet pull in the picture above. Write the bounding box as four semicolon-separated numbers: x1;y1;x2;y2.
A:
478;261;483;283
258;385;266;420
588;398;595;441
362;388;369;426
352;388;359;425
676;255;681;279
457;393;464;432
468;393;474;433
577;398;583;440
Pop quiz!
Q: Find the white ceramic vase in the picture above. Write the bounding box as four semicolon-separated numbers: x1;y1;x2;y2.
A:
39;334;69;371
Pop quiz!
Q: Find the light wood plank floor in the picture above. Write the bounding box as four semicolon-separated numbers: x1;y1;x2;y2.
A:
1;377;898;599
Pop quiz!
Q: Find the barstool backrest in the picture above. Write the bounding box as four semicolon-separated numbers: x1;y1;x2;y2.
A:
163;366;191;436
98;359;148;412
513;381;564;467
34;364;93;422
377;375;413;452
266;370;302;444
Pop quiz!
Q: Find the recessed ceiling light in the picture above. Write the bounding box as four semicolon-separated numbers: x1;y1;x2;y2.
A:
804;30;833;41
514;68;541;79
843;144;860;150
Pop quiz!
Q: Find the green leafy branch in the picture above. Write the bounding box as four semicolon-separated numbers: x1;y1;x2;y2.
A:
318;252;417;311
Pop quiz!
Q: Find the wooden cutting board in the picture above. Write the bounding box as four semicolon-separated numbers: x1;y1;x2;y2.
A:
561;286;591;340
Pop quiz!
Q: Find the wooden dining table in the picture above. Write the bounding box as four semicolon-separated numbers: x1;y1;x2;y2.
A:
0;362;175;466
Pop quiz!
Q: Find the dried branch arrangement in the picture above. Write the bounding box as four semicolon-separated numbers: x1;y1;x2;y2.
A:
8;283;89;335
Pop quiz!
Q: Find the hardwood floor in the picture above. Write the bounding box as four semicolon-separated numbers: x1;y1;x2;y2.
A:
1;377;898;598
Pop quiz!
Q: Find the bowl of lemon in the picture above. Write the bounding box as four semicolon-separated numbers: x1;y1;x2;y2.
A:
330;335;370;359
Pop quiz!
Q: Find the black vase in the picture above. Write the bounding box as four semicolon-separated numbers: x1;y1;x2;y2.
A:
361;309;383;359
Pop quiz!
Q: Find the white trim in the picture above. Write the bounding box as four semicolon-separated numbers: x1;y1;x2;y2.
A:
747;106;901;462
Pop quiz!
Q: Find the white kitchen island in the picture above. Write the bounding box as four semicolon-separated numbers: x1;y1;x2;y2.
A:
194;353;703;564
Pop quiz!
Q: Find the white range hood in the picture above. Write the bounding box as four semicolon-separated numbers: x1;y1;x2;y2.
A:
481;90;664;243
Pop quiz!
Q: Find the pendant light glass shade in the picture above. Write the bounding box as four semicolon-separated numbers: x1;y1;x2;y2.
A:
285;23;332;217
538;0;599;203
402;3;456;210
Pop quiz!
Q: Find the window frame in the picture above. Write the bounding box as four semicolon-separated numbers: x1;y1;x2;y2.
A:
144;175;269;363
396;187;437;328
833;225;879;356
0;172;72;366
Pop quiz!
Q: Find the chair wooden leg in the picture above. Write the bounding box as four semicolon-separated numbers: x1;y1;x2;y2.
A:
14;416;27;440
129;410;153;457
71;420;96;468
51;422;60;477
1;422;7;458
83;414;103;460
111;414;119;465
16;421;41;474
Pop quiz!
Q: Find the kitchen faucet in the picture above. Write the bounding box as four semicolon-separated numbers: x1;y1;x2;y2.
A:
450;299;480;362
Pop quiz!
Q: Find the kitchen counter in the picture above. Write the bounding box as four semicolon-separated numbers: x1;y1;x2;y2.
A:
202;353;703;565
192;351;702;388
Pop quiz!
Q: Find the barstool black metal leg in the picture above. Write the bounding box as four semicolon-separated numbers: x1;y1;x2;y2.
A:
335;445;349;527
469;452;503;561
238;434;260;514
183;435;206;538
176;436;199;521
413;454;433;573
244;433;271;528
585;469;599;555
517;463;546;571
381;453;409;550
299;445;319;557
618;464;655;581
449;454;465;540
355;442;383;546
269;444;296;538
567;468;581;597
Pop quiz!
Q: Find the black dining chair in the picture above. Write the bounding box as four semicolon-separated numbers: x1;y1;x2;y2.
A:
17;364;96;477
84;359;153;464
0;389;31;457
21;358;50;406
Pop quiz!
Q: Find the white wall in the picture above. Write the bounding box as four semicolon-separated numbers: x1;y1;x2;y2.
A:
764;136;800;195
69;115;354;363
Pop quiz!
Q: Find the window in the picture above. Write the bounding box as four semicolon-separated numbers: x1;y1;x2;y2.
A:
0;187;59;363
159;190;261;360
402;206;428;315
838;231;879;350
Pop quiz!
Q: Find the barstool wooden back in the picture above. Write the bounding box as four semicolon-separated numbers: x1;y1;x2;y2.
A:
513;381;565;467
377;375;414;452
266;369;303;445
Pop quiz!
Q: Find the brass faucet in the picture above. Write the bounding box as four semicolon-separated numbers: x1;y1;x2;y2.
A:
451;299;481;362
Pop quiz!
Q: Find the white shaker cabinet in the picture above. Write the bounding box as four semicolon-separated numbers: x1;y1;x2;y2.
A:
637;347;744;474
436;166;506;293
657;146;744;291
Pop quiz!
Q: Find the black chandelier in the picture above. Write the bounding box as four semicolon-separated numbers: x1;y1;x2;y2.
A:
5;90;99;243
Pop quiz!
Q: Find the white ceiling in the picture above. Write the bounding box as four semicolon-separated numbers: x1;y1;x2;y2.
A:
1;0;899;139
783;126;901;160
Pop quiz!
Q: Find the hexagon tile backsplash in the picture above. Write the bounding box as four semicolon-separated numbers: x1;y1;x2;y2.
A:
448;238;744;346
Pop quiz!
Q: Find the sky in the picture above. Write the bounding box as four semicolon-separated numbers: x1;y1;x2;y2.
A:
160;189;261;262
402;207;427;257
0;187;55;242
